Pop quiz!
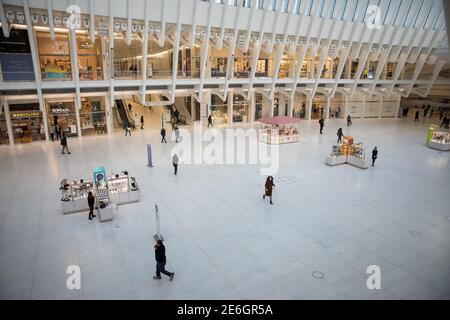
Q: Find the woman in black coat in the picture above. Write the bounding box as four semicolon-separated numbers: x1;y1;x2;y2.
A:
337;128;344;143
87;191;96;220
263;176;275;205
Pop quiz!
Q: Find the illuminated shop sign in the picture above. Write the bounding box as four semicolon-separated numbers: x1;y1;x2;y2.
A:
11;112;41;118
51;108;71;114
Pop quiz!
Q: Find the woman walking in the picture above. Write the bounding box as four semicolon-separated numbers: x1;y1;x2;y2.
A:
87;191;96;220
263;176;275;205
337;128;344;143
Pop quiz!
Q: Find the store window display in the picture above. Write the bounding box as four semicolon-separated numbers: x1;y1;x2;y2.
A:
46;100;78;138
233;95;249;123
311;94;325;119
36;31;72;81
79;98;107;136
210;95;228;124
76;35;103;80
9;102;45;144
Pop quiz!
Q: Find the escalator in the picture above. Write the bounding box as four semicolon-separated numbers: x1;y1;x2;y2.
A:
160;95;187;125
115;99;135;128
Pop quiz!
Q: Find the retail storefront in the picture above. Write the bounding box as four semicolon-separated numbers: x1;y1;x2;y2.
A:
210;94;228;124
312;94;325;119
329;93;344;119
46;99;78;137
80;97;107;136
233;94;249;123
36;31;72;81
76;34;103;80
9;102;45;144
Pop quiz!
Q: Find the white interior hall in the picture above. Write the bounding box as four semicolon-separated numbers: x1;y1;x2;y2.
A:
0;0;449;301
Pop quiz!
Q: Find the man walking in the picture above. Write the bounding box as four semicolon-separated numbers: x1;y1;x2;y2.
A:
207;114;213;127
319;117;324;134
161;127;167;143
415;110;420;121
372;146;378;167
61;133;71;154
140;115;144;129
125;122;131;136
172;154;179;175
174;125;180;143
153;240;174;281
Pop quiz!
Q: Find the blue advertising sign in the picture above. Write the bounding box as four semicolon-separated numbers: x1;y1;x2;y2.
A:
0;53;35;81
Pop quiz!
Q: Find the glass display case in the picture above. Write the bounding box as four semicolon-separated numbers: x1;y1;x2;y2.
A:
259;124;300;144
428;131;450;151
326;136;369;168
60;178;94;214
107;173;140;204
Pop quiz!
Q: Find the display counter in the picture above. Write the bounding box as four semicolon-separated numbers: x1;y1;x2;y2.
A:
60;171;140;216
107;175;140;205
98;202;117;222
259;126;300;144
427;131;450;151
325;136;369;169
60;179;94;215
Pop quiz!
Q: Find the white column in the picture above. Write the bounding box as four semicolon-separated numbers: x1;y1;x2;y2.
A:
287;94;294;117
361;95;366;119
378;95;383;119
344;95;349;118
306;95;312;120
269;95;274;117
191;95;195;121
249;91;255;123
3;98;14;145
395;94;401;119
228;91;233;125
104;93;113;135
23;0;49;141
69;29;82;137
325;95;330;120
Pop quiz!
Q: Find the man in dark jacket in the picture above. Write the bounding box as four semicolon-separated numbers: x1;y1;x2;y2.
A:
372;146;378;167
207;115;213;127
61;133;71;154
319;118;324;134
161;128;167;143
153;240;174;280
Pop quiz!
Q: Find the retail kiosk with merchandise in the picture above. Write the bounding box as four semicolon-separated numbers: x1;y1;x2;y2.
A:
325;136;370;169
259;116;300;144
60;166;140;221
426;125;450;151
60;179;94;214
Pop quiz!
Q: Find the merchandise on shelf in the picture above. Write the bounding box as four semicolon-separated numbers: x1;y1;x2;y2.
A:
259;124;300;144
427;130;450;151
325;136;369;169
60;178;93;202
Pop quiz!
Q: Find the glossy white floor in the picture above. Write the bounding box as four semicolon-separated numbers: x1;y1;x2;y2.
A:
0;113;449;300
